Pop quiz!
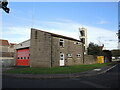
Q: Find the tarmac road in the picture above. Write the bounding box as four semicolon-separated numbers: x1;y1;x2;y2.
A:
2;62;120;88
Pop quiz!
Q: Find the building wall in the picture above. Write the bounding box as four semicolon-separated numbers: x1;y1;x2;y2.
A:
30;29;84;67
0;42;15;67
30;29;52;67
51;36;84;67
51;37;60;67
61;39;83;66
8;47;15;52
0;46;9;52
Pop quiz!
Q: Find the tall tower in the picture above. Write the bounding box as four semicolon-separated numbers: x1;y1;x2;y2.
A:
118;1;120;49
79;27;88;54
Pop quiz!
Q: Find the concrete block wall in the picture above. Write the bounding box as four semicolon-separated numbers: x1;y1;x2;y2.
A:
51;37;60;67
84;55;97;64
30;29;52;68
51;36;84;67
30;28;85;67
29;28;97;68
64;40;84;66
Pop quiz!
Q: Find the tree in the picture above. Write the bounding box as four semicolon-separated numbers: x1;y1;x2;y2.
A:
87;42;102;55
111;50;120;58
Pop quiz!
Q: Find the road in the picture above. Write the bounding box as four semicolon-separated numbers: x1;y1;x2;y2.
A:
2;62;120;88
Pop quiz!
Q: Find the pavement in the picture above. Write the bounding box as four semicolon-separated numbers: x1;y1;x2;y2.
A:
2;62;118;79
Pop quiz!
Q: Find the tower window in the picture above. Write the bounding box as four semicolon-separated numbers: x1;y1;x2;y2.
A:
81;38;85;44
80;30;85;36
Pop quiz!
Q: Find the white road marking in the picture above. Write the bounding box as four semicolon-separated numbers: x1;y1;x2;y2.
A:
102;64;117;73
81;81;109;88
93;69;101;71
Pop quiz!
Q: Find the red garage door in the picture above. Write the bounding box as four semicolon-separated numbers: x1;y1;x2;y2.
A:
16;48;30;66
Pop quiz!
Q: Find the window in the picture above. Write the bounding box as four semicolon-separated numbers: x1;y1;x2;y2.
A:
77;54;81;57
28;57;29;59
67;54;72;57
59;38;64;47
74;42;80;45
80;30;85;36
18;57;19;59
60;53;64;60
74;42;76;44
24;57;26;59
60;58;64;60
81;38;85;44
21;57;23;59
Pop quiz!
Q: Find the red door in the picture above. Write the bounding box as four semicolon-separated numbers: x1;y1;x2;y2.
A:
16;48;30;66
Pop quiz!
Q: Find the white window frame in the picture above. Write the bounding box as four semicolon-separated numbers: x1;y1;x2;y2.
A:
67;54;72;58
59;38;64;47
74;42;81;45
60;52;65;66
77;54;81;57
60;53;64;60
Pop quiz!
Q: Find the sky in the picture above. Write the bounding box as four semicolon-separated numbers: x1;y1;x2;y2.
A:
1;1;119;50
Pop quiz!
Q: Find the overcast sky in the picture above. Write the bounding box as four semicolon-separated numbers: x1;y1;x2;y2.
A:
1;1;119;50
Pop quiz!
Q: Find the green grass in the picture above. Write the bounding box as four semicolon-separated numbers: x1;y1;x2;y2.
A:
4;63;111;74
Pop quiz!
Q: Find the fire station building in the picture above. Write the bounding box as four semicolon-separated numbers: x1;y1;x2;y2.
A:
14;28;84;67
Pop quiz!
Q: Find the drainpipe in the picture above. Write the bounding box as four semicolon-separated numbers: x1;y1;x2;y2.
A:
82;43;85;64
50;35;52;68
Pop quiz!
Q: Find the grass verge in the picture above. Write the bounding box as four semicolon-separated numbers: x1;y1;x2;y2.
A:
4;63;111;74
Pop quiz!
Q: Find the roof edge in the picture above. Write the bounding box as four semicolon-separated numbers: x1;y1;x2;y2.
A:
31;28;81;42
